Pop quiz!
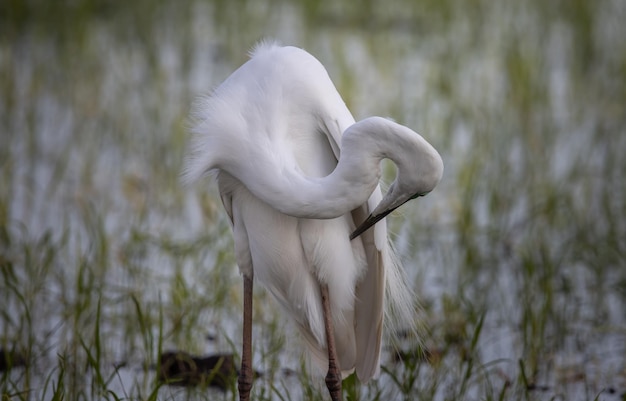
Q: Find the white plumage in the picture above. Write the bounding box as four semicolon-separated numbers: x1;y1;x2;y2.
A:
183;42;443;397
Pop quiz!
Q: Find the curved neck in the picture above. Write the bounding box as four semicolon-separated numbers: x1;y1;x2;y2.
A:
239;143;379;219
234;117;417;219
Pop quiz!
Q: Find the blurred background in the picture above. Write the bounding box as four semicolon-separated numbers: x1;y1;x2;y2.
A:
1;0;625;400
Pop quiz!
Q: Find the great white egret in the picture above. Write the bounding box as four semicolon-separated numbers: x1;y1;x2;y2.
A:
183;42;443;401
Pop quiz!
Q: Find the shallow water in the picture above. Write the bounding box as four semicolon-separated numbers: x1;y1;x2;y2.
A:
1;1;625;400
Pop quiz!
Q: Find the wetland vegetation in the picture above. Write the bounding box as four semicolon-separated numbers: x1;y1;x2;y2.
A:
1;0;625;400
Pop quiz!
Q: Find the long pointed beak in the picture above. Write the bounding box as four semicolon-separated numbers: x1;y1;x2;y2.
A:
350;207;397;240
350;192;425;240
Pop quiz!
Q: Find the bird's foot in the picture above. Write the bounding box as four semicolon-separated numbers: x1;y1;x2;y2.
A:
325;369;342;401
238;367;253;401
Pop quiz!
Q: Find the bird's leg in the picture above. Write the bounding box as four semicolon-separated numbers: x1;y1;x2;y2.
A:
238;273;254;401
320;283;343;401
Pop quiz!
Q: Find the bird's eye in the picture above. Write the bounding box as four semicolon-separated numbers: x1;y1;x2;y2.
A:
410;192;423;200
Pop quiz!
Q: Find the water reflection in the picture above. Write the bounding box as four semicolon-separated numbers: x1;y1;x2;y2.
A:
1;1;625;400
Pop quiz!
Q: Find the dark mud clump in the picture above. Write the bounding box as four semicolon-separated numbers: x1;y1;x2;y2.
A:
0;349;26;372
157;351;237;390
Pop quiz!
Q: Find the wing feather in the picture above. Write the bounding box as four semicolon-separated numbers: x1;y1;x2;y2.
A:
351;204;385;382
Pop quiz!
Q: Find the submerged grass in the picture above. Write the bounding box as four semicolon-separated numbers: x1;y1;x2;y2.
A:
1;0;625;400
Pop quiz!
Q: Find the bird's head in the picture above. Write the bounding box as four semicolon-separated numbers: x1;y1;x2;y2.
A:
350;120;443;239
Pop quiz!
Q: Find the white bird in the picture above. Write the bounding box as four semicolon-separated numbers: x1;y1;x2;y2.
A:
183;42;443;401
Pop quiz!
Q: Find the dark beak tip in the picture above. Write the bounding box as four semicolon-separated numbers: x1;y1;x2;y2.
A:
350;204;405;240
350;218;373;240
350;213;384;240
349;225;364;240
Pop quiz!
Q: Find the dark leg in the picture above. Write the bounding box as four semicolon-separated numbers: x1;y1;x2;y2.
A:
238;274;254;401
320;284;343;401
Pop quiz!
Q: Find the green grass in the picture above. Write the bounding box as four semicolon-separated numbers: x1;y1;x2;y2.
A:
1;0;625;400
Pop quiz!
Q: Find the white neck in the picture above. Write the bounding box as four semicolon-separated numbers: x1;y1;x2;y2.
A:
230;117;442;219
